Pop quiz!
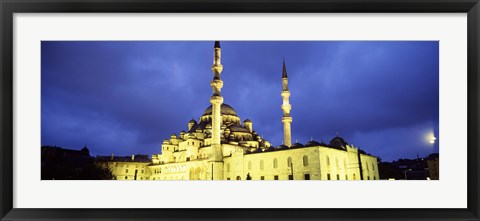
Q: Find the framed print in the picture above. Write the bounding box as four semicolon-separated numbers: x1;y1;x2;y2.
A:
1;0;479;221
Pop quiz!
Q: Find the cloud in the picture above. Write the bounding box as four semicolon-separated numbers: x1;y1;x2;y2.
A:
41;41;439;162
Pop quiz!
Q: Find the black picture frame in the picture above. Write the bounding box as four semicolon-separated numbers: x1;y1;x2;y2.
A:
1;0;479;220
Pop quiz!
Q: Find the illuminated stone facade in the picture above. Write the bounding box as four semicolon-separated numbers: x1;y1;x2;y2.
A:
99;41;379;180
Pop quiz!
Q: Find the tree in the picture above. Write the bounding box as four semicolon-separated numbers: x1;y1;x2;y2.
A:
78;163;116;180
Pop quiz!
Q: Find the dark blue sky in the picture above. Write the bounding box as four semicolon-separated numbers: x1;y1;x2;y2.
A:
41;41;439;162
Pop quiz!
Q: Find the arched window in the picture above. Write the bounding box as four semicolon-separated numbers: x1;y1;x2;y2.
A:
287;157;292;167
372;162;375;171
260;160;264;170
227;163;230;172
303;156;308;166
236;176;241;180
366;163;369;171
248;161;252;170
353;173;356;180
327;156;330;166
273;158;278;168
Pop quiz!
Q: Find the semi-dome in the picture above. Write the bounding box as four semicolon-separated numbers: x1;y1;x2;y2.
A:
277;144;289;150
187;121;208;133
229;125;250;133
202;103;238;116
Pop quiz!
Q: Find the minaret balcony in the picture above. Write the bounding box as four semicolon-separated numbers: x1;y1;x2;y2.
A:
210;96;224;105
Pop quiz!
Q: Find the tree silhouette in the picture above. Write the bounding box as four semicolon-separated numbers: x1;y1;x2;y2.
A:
41;146;115;180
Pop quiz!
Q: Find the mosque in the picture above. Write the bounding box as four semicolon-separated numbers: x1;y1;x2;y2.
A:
97;41;379;181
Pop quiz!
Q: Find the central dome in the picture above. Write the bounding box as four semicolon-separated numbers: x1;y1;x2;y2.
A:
202;103;238;116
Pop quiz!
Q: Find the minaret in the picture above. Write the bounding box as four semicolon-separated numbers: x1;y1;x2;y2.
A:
210;41;224;180
281;59;293;147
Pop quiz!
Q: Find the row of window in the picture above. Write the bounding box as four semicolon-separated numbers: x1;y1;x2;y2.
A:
365;161;376;171
225;174;371;180
323;173;376;180
124;169;145;174
226;174;311;180
114;163;144;168
225;156;376;172
150;176;186;180
325;156;375;172
122;174;377;180
126;170;377;180
226;156;310;172
120;176;145;180
326;174;347;180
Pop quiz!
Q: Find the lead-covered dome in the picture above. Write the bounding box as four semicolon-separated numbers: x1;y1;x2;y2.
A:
329;136;348;149
202;103;238;116
329;136;348;150
291;142;304;148
305;140;321;147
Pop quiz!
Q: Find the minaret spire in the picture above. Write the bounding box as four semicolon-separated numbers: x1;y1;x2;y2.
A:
209;41;224;180
212;41;223;81
281;59;293;147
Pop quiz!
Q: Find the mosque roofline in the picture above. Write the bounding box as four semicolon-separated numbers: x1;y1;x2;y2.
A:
151;158;210;166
